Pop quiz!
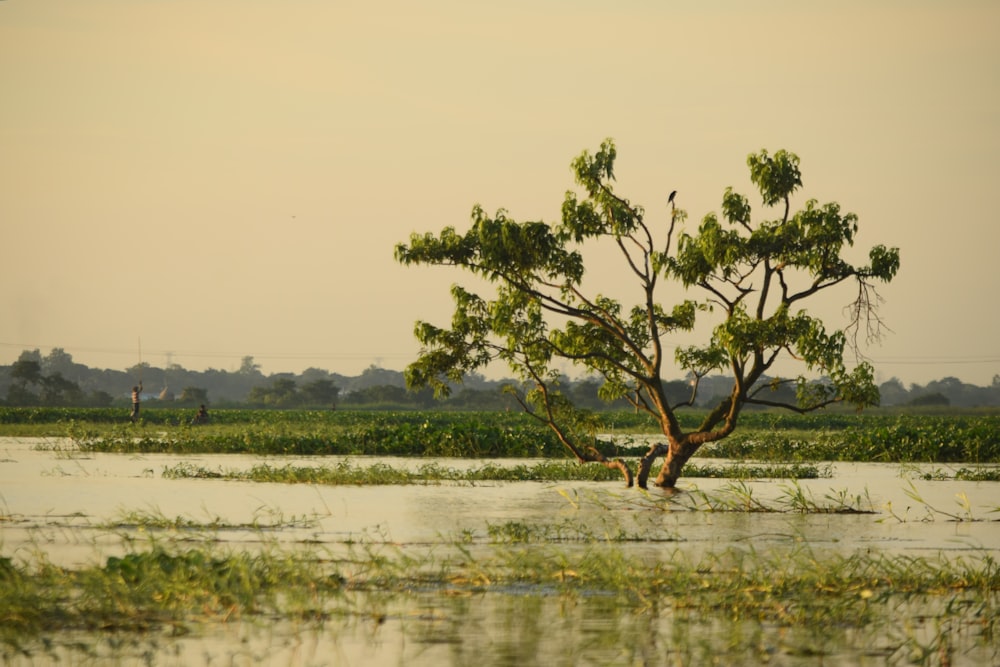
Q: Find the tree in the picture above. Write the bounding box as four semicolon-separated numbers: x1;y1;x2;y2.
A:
300;379;340;407
908;392;950;407
87;390;114;407
342;384;413;407
239;356;262;376
7;358;43;405
878;377;909;406
396;140;899;489
248;378;299;407
7;359;85;406
180;386;210;405
10;359;43;388
40;372;83;405
16;349;43;365
42;348;78;378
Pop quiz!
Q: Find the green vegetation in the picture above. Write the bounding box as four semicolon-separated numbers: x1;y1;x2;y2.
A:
2;533;997;664
675;480;879;514
396;142;900;488
98;507;322;532
0;545;344;642
160;460;826;485
919;467;1000;482
2;408;998;662
699;413;1000;463
3;408;998;465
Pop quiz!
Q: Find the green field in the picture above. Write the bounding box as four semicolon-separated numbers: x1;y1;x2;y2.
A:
2;407;998;464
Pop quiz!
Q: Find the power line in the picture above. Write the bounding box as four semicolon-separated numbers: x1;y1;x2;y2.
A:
0;341;415;363
2;341;998;368
864;357;1000;366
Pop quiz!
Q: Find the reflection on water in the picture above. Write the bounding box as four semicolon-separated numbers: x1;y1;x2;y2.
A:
10;588;995;666
2;438;998;665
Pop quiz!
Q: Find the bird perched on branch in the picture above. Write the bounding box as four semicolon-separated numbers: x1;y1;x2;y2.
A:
668;190;677;206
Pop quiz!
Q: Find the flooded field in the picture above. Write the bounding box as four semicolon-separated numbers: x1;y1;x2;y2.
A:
2;436;998;666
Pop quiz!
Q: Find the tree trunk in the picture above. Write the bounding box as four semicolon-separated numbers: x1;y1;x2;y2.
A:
636;442;668;489
653;446;695;488
636;439;698;489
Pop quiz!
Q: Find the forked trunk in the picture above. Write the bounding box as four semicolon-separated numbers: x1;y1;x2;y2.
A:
636;438;699;490
653;445;695;488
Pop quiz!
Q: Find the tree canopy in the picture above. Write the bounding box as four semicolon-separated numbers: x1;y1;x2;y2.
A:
396;141;900;488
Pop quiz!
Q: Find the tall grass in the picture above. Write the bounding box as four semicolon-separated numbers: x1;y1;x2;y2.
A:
3;534;997;663
0;545;344;644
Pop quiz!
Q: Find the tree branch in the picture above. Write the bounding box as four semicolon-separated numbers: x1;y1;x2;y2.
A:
512;361;634;487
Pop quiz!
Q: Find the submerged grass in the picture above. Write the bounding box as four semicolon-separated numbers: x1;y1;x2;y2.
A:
99;507;322;532
159;460;827;485
0;544;345;647
918;466;1000;482
670;480;880;514
2;534;997;663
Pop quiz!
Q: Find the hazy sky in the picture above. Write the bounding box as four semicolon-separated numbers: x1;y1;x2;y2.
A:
2;0;999;387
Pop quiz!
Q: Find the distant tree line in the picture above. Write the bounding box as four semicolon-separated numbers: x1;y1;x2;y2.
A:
1;348;999;410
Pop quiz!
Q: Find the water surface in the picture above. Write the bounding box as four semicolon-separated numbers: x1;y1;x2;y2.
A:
2;437;997;665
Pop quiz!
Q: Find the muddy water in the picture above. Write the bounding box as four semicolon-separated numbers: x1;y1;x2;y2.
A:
2;437;998;666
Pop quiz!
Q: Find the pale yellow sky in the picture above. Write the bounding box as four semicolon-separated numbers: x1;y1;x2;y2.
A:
2;0;998;386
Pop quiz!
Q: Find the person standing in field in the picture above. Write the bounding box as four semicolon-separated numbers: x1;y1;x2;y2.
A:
130;382;143;422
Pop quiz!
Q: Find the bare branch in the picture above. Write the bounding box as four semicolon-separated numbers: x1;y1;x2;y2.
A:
844;279;892;358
